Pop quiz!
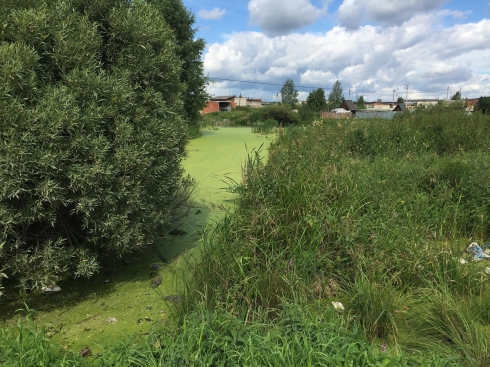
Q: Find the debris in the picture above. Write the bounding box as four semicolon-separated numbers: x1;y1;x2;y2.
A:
80;347;90;357
146;306;152;310
151;275;162;288
466;242;490;261
331;301;344;311
41;285;61;293
168;229;186;236
164;295;182;304
485;267;490;275
147;263;163;270
106;317;118;324
460;258;468;265
104;279;110;283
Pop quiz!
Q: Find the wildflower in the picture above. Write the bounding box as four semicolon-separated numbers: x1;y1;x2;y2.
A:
400;200;404;204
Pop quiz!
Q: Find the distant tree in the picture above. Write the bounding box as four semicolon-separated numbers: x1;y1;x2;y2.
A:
328;80;343;107
306;88;326;112
451;91;461;100
476;96;490;114
377;99;382;103
356;95;366;109
397;96;404;103
280;79;299;107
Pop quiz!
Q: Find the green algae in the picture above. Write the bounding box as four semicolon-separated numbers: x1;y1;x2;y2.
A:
0;127;274;356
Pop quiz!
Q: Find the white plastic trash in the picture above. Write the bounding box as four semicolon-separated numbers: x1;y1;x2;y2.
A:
460;258;468;265
466;242;490;261
41;285;61;293
332;301;345;311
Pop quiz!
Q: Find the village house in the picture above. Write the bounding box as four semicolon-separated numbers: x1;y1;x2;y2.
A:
202;96;237;114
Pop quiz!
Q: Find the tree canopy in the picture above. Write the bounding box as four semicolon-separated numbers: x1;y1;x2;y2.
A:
476;96;490;114
328;80;344;107
451;91;461;100
306;88;327;112
397;96;405;103
280;79;299;107
356;96;366;109
0;0;203;294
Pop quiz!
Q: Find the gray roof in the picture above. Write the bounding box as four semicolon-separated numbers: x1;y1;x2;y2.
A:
211;95;235;101
341;100;356;111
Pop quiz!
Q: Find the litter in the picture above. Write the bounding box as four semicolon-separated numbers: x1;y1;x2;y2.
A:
41;285;61;293
332;301;345;311
466;242;490;262
460;258;468;265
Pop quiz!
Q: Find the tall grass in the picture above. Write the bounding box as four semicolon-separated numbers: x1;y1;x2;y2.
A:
178;107;490;363
0;305;85;366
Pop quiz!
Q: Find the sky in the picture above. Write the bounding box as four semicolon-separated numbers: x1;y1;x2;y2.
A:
182;0;490;102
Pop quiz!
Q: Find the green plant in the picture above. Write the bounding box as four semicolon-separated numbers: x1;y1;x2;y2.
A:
0;0;199;293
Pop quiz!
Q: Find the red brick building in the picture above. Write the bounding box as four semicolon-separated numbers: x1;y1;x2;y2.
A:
202;96;237;114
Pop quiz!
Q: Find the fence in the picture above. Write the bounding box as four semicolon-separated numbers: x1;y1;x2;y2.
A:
320;111;353;119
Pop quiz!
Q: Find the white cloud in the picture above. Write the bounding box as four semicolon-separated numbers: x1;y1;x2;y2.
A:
198;7;226;20
204;13;490;101
338;0;449;29
248;0;328;36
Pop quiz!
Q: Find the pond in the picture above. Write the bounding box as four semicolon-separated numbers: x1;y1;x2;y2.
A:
0;127;274;355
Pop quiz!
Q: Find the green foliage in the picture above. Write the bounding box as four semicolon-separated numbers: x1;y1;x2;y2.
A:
0;0;198;293
249;105;299;126
280;78;299;107
180;109;490;362
356;95;366;109
252;119;277;134
306;88;326;112
476;96;490;114
148;0;209;132
328;80;344;107
297;103;315;123
397;96;404;103
0;305;86;366
451;91;461;100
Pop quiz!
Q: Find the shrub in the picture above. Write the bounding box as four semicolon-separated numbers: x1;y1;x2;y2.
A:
0;0;199;293
250;105;299;126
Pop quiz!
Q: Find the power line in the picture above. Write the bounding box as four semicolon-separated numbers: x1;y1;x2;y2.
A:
209;76;490;96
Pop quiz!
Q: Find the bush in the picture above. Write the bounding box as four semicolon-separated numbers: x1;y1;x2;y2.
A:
250;105;300;126
0;0;199;293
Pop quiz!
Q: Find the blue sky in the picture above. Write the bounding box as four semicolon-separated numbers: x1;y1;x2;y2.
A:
182;0;490;102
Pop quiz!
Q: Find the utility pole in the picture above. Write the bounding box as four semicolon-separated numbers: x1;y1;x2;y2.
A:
393;89;395;104
276;92;278;106
356;92;358;101
460;86;462;99
405;85;409;103
349;90;351;99
447;86;449;100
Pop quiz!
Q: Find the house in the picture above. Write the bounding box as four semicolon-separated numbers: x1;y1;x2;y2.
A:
465;98;479;112
340;100;356;112
202;96;237;114
393;103;406;111
246;98;262;108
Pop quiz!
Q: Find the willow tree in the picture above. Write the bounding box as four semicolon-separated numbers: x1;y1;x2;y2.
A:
0;0;203;293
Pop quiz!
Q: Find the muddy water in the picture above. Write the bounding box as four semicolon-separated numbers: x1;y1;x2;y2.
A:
0;127;274;355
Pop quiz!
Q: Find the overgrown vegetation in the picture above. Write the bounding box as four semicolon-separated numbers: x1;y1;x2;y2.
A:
0;0;202;293
180;106;490;365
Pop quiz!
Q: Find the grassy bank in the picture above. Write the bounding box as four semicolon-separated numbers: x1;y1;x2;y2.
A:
180;107;490;365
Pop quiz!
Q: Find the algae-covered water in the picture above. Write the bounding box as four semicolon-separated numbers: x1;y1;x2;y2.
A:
0;127;273;355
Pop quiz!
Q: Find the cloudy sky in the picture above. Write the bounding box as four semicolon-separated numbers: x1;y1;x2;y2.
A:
183;0;490;102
